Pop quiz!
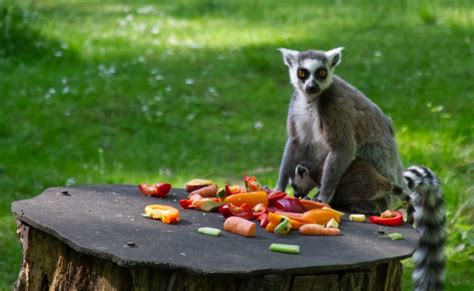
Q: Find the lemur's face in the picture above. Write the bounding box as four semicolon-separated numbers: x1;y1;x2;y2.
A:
290;164;317;198
279;47;344;98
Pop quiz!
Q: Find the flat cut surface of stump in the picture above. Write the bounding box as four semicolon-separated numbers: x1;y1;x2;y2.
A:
11;185;419;277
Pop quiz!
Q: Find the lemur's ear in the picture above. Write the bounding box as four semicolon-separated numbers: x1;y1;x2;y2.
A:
326;47;344;68
278;48;299;68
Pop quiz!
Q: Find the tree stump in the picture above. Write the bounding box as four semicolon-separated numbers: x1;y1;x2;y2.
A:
11;185;419;291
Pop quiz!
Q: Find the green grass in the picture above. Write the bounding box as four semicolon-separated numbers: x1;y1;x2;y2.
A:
1;0;473;289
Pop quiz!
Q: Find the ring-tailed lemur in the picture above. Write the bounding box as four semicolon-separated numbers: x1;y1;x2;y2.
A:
276;47;445;291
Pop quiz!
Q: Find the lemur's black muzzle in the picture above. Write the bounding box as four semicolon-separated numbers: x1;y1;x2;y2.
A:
305;81;320;94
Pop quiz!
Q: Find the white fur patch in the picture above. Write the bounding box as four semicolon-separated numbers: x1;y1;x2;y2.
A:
301;59;323;72
293;96;327;151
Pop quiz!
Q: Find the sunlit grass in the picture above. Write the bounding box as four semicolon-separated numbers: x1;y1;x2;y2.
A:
1;0;473;289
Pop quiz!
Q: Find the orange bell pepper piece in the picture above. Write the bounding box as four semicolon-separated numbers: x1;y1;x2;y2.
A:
144;204;180;224
299;199;331;210
265;212;283;232
274;211;315;229
265;212;312;231
302;208;342;225
224;191;268;208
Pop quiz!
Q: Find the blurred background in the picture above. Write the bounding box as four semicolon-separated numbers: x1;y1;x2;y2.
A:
0;0;472;289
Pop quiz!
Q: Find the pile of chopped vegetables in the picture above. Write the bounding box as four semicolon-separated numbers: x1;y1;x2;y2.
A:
137;176;406;240
176;176;345;237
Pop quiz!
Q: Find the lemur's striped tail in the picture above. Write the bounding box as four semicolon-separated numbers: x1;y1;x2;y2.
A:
402;166;446;291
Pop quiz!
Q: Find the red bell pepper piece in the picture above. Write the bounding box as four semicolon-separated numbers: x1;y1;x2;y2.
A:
233;203;253;220
244;176;261;191
225;184;242;195
273;197;304;213
179;199;192;209
267;191;287;206
219;203;253;220
252;203;268;218
138;183;171;198
369;210;403;226
154;183;172;197
267;206;279;213
138;184;157;195
219;204;233;218
257;213;269;227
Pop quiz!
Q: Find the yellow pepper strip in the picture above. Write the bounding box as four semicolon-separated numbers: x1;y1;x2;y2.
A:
143;204;180;224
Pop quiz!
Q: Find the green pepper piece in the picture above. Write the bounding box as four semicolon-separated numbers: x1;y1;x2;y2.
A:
216;187;227;200
387;232;404;240
274;216;292;235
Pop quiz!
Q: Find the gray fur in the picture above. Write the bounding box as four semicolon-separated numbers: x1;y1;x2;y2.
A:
404;166;446;291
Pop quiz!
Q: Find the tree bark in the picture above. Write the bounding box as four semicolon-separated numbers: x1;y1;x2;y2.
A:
14;223;402;291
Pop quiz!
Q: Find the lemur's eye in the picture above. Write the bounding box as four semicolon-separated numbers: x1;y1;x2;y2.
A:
316;68;328;79
297;68;309;80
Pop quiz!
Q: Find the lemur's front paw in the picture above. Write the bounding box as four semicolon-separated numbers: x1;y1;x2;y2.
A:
313;192;331;204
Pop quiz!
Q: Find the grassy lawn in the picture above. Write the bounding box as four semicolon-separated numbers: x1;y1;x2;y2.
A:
1;0;472;289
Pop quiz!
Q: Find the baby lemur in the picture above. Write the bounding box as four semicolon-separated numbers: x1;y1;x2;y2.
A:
290;157;403;214
276;47;445;291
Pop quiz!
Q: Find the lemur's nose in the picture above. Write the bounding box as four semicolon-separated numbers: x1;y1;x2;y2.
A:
305;82;320;94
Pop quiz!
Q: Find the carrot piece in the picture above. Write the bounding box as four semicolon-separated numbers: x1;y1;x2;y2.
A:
299;224;341;236
299;199;331;211
224;191;268;208
188;183;218;198
224;216;256;237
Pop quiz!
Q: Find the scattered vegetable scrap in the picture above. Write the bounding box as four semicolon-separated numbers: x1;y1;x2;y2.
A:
302;208;342;225
138;183;171;197
143;205;180;224
185;179;215;192
139;176;406;242
224;216;256;237
269;243;300;254
177;176;348;237
387;232;404;240
299;224;340;236
349;214;366;222
244;176;262;191
219;203;253;219
274;216;292;235
326;218;339;229
224;191;268;208
188;183;218;198
198;227;221;236
369;210;403;226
